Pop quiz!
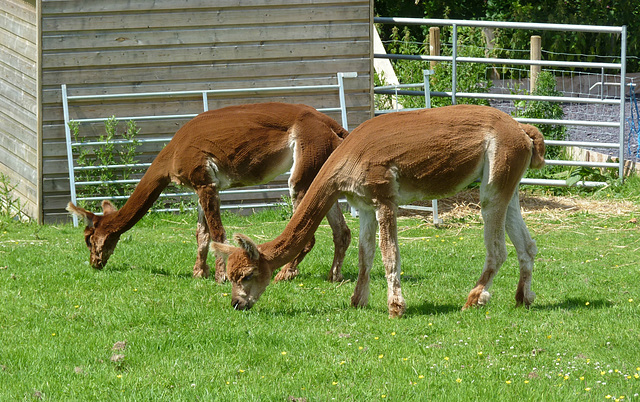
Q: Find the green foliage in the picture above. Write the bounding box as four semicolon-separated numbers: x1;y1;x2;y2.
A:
375;0;639;72
0;173;29;221
71;118;142;210
1;195;640;400
378;26;492;109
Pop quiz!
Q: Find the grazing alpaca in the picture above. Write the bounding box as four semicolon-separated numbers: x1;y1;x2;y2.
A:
67;102;351;283
212;105;545;317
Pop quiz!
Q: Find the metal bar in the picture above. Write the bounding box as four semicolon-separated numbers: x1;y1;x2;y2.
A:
619;26;627;179
74;163;152;171
451;24;457;105
374;88;620;105
374;17;623;34
544;160;619;168
65;84;343;101
72;138;171;147
520;178;607;187
544;140;620;148
514;118;619;128
375;53;622;70
61;84;79;227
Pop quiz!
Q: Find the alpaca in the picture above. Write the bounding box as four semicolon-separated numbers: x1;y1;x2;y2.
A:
67;102;351;283
212;105;545;317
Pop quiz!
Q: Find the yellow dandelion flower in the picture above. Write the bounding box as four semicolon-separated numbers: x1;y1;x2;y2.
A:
382;395;386;398
506;380;512;384
378;354;384;359
580;376;585;381
585;387;591;391
428;323;433;326
418;375;424;379
564;375;569;380
585;301;590;306
444;356;449;361
456;378;462;383
238;369;245;373
629;299;634;303
281;351;287;355
477;352;483;356
117;374;122;378
601;371;606;375
634;373;639;379
605;395;612;399
134;288;137;292
359;346;363;350
298;283;304;287
403;357;408;361
547;335;552;339
222;293;228;297
391;332;396;336
524;380;529;384
332;381;338;386
339;361;346;365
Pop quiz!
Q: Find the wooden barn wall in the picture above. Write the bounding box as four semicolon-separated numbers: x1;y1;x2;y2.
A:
40;0;373;223
0;0;38;219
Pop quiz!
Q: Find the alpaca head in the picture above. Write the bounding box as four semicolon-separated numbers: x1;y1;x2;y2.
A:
67;200;121;269
211;234;272;310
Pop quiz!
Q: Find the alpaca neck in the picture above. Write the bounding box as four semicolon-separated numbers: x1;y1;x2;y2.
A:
260;180;341;270
106;162;171;235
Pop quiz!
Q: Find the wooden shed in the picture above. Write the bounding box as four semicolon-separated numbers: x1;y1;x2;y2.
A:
1;0;373;223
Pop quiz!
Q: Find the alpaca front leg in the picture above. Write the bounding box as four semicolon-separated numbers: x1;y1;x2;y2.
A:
196;185;227;283
351;208;376;308
505;192;537;308
193;211;211;279
377;203;405;318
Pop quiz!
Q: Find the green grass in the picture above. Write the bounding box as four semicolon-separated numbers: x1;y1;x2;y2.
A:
1;194;639;401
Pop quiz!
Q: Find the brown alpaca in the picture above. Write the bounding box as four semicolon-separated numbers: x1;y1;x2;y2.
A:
67;102;351;283
212;105;545;317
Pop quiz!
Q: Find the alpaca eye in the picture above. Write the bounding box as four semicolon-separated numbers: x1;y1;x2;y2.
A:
242;272;254;282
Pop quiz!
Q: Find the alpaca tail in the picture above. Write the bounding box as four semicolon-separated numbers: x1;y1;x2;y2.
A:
520;123;546;169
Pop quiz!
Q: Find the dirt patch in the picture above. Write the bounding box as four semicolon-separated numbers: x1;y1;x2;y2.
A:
402;189;637;222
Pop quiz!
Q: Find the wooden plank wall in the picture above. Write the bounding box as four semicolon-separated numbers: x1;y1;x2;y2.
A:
0;0;38;218
41;0;373;223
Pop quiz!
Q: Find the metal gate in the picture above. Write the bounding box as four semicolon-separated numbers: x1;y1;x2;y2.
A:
374;17;627;186
63;72;357;227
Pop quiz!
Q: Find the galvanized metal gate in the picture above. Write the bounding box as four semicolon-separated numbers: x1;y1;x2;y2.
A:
63;73;357;227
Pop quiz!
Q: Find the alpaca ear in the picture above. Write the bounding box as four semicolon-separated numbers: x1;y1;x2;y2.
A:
66;202;96;227
101;200;118;215
233;233;260;261
210;241;238;257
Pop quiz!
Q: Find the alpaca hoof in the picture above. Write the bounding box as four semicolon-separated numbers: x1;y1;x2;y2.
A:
388;297;406;318
327;271;344;283
273;267;299;282
193;264;210;279
516;290;536;308
214;269;227;283
350;293;368;308
463;287;491;310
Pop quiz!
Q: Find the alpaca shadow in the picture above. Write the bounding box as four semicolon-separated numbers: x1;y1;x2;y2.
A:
405;301;462;316
102;263;193;279
531;297;612;311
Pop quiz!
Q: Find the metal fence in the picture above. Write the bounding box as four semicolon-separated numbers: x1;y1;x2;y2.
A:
63;72;357;227
374;17;627;186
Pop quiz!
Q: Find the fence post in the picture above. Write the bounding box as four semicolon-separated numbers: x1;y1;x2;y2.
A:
429;27;440;70
530;35;541;93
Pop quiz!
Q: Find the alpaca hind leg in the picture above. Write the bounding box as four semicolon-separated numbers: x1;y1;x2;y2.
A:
351;208;377;308
377;202;405;318
193;206;211;279
464;192;509;310
195;185;227;283
325;202;351;282
505;191;537;308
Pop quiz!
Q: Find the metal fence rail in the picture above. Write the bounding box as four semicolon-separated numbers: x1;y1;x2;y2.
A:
374;17;627;184
63;72;357;227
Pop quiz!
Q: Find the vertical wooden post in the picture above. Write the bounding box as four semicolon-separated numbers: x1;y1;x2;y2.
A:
429;27;440;70
530;35;541;93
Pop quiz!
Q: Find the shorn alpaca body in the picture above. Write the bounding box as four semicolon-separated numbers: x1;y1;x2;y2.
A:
213;105;545;317
67;102;351;283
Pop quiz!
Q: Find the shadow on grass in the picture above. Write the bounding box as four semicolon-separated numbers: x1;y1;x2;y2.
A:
531;297;613;311
406;301;462;316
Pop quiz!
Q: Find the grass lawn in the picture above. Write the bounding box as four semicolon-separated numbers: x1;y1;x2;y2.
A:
1;189;639;401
